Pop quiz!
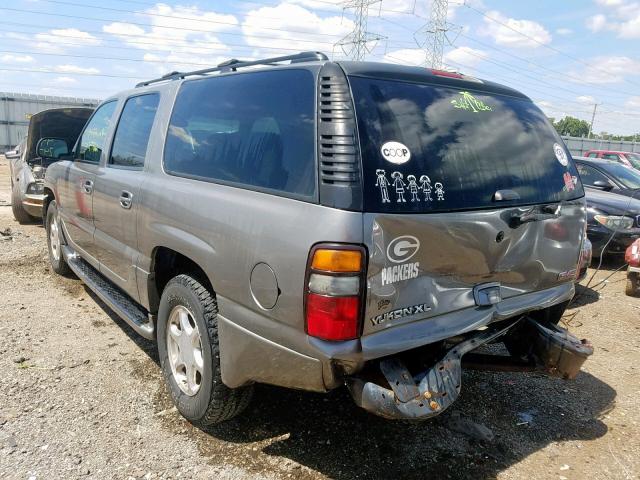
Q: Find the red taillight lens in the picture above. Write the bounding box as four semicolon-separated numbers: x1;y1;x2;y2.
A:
306;294;360;341
305;244;366;341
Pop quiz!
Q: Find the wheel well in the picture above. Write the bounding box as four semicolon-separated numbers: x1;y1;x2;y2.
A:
149;247;213;312
43;188;55;218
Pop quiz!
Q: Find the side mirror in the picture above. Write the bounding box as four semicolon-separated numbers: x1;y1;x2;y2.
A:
592;180;614;191
36;137;69;159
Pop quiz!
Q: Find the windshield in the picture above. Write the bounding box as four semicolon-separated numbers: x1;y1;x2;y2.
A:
625;153;640;169
350;77;584;213
607;162;640;189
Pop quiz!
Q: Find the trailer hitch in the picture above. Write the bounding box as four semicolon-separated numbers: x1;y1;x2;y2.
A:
346;317;592;421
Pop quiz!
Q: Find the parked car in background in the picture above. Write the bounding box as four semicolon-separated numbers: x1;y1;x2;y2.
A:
624;239;640;296
9;107;93;222
584;149;640;169
43;52;592;426
575;156;640;198
584;188;640;257
4;140;25;160
578;237;592;282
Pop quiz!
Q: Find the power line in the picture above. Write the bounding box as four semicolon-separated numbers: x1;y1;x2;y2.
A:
462;2;640;88
0;7;345;45
0;67;141;80
0;22;342;54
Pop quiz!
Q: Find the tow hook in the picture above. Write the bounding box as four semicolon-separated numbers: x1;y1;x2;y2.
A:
346;318;593;421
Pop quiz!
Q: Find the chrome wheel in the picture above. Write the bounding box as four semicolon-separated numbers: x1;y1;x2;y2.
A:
166;305;204;396
49;214;61;262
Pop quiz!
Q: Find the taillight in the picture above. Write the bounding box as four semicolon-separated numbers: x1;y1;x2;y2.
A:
305;244;366;341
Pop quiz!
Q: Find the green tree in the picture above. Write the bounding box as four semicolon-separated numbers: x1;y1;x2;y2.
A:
553;116;591;137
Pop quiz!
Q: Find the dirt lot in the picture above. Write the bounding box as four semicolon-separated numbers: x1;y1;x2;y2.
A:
0;155;639;480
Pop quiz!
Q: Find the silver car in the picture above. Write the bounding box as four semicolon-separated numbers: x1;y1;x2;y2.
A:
43;52;593;425
9;108;93;222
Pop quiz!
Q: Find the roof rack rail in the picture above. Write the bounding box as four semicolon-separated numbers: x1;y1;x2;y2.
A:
136;51;329;88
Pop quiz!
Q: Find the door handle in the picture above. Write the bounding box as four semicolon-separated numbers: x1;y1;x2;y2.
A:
82;179;93;194
119;190;133;209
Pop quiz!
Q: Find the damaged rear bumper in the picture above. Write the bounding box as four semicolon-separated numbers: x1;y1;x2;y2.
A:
346;318;592;421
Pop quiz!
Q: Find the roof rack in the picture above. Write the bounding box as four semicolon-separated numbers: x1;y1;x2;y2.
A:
136;51;329;88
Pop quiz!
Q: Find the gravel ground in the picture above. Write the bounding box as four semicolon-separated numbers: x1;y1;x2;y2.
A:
0;155;639;480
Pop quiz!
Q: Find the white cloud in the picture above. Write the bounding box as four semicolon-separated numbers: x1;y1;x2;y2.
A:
54;64;100;75
241;3;353;56
569;56;640;84
591;0;640;38
383;48;424;66
52;76;78;85
0;54;34;63
33;28;101;53
625;96;640;109
586;14;608;32
576;95;596;104
103;22;145;37
556;27;573;35
103;5;239;73
480;10;552;48
444;46;488;67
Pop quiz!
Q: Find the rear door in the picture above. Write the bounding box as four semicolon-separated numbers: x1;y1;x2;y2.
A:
59;101;117;263
349;77;586;334
92;93;160;301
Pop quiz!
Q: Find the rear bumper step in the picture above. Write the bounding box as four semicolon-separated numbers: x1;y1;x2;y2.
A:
346;318;592;421
63;246;155;340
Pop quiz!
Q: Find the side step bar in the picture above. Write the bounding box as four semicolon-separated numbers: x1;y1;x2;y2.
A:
63;246;155;340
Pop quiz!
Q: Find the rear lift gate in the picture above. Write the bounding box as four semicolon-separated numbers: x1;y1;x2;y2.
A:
346;317;592;421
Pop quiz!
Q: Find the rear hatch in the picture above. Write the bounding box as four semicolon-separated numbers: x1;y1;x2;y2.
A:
349;76;586;336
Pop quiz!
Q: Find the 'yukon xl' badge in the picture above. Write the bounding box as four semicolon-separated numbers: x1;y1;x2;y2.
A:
371;303;432;326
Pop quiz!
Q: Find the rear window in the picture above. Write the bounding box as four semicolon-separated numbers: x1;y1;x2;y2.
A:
350;77;584;212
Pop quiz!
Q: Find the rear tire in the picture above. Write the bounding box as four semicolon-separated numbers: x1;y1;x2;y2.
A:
11;185;36;224
625;272;639;297
157;274;253;426
45;200;70;276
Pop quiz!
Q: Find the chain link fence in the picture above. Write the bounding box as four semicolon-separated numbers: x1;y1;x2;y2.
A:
562;135;640;157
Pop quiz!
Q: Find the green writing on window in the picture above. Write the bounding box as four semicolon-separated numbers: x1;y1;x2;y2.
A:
451;91;492;113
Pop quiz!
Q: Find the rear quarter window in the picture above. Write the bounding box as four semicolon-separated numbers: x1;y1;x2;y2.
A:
164;69;316;198
350;77;584;213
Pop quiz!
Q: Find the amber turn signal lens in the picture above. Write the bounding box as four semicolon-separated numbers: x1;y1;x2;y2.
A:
311;249;362;273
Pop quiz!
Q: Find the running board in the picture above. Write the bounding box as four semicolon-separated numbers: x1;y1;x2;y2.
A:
63;246;155;340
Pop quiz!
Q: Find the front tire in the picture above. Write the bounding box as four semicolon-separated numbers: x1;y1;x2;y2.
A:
11;184;36;224
157;274;253;426
45;200;70;275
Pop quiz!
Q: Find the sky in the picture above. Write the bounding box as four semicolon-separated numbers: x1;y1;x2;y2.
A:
1;0;640;135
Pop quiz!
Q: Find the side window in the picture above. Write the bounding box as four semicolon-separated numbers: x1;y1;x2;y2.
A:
576;164;610;186
602;153;620;161
110;94;160;168
77;101;117;164
164;69;316;197
587;152;598;158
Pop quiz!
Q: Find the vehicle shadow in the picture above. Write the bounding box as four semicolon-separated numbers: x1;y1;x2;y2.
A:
82;286;616;480
202;370;614;480
568;282;600;308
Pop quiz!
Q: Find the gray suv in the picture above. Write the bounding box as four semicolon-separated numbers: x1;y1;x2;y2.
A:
43;52;593;425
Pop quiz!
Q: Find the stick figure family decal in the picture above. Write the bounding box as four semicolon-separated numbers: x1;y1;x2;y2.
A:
375;170;445;203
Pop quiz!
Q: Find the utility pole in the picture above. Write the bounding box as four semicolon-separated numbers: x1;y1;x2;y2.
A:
414;0;459;68
335;0;384;61
588;103;600;139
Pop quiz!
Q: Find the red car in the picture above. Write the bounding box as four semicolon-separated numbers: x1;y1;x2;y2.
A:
584;149;640;169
